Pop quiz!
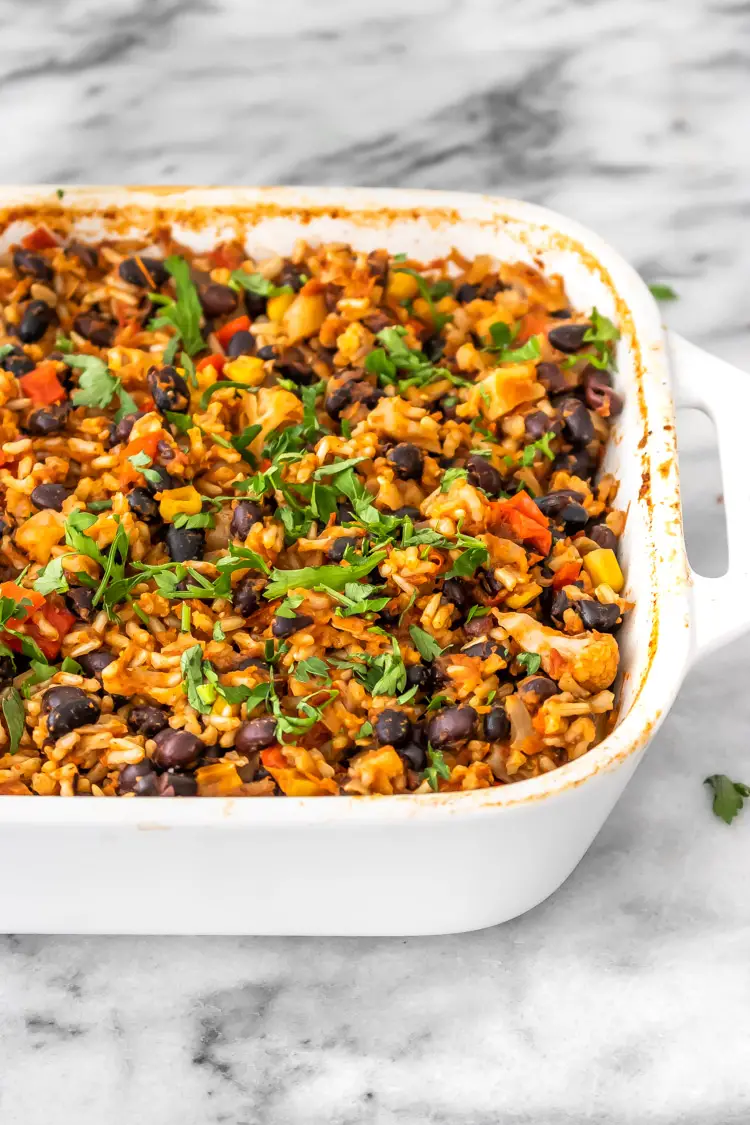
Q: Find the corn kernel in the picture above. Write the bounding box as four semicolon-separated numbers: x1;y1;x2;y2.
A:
386;271;419;303
582;548;624;593
267;291;295;322
223;355;265;386
159;484;203;523
412;297;432;322
506;582;542;609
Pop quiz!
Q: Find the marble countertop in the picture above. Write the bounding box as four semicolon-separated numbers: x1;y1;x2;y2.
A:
2;0;750;1121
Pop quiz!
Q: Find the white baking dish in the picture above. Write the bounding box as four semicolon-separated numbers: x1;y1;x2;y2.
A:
1;186;748;936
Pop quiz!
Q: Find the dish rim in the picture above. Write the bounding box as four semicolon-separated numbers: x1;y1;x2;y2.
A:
0;184;692;823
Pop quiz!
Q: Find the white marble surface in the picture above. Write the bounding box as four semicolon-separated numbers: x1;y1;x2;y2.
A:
2;1;750;1121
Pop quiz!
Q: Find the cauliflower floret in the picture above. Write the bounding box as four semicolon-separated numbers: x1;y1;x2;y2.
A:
496;612;619;692
456;363;544;423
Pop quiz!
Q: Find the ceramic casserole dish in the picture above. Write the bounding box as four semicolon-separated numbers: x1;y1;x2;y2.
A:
1;185;748;936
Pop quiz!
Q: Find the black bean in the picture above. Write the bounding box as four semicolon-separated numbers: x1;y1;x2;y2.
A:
232;656;269;673
525;410;558;441
234;716;277;755
256;345;276;361
230;500;263;540
29;482;68;512
456;283;479;303
77;649;115;682
548;323;591;353
464;639;507;660
466;453;503;496
127;487;159;521
534;489;586;519
152;728;204;769
119;256;169;288
25;404;68;436
423;335;445;363
327;536;358;562
390;505;421;521
272;612;314;639
118;761;159;796
232;576;262;617
156;771;198;797
355;382;385;409
73;312;116;348
145;465;177;495
147;364;190;414
128;705;169;738
479;568;503;597
559;398;595;446
427;706;477;748
387;442;423;481
325;383;353;420
65;241;99;270
275;347;316;384
0;346;36;377
582;367;623;417
400;741;427;772
578;599;621;632
439;396;459;421
42;686;100;739
0;653;15;688
165;525;204;563
551;450;595;479
559;502;589;532
549;307;572;319
535;361;567;395
113;411;143;445
199;282;238;319
335;501;355;525
442;577;471;614
19;300;54;343
244;289;267;319
546;588;578;629
375;709;411;748
517;676;559;708
277;264;305;292
226;330;256;358
589;523;617;551
405;664;432;693
484;705;510;741
13;248;53;282
66;586;95;621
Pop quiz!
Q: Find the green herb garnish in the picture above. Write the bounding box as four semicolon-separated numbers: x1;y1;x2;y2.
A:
230;270;294;299
409;625;444;662
67;355;138;422
516;651;542;675
649;283;678;302
148;255;205;357
1;687;25;754
423;744;451;791
705;774;750;825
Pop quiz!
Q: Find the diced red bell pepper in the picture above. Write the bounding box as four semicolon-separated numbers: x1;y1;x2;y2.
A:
0;581;46;628
215;315;251;349
551;560;582;589
261;747;287;771
517;307;549;343
25;603;76;660
197;354;226;376
21;226;59;251
19;362;66;406
489;492;552;556
211;243;245;270
119;430;163;487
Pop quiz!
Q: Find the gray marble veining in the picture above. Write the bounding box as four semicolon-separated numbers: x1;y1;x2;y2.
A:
2;0;750;1122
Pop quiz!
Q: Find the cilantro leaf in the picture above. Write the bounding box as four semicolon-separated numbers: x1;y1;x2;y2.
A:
409;625;444;662
149;255;205;357
264;551;386;600
294;656;330;683
230;270;294;299
440;467;468;493
1;687;25;754
33;554;71;596
497;336;541;363
423;744;451;791
67;355;137;421
64;510;104;565
516;651;542;674
649;283;678;302
705;774;750;825
181;645;212;714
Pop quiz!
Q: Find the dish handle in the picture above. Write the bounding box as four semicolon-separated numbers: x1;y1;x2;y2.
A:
669;332;750;660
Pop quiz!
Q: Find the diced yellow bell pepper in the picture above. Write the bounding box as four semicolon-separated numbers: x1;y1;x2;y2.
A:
282;293;327;343
386;271;419;303
582;548;624;593
505;582;543;609
267;291;295;322
223;355;266;386
159;484;203;523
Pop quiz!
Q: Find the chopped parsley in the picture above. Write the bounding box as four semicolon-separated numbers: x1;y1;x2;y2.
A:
364;327;467;395
440;467;468;493
705;774;750;825
229;269;294;299
466;605;489;623
649;283;678;302
392;267;453;331
1;687;25;754
408;625;444;662
505;431;556;468
264;552;386;600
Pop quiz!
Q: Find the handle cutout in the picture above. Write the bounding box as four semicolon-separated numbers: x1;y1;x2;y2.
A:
675;405;727;578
